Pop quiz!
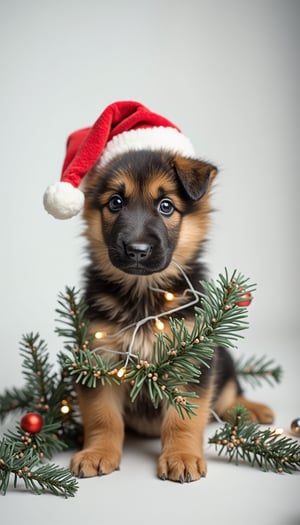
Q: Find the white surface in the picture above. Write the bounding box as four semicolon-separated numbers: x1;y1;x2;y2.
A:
0;1;299;523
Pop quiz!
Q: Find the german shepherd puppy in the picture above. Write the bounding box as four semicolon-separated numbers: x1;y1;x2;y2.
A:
71;149;274;482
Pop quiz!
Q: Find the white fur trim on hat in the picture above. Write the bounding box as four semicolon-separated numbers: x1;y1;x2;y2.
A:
43;181;84;220
98;126;195;168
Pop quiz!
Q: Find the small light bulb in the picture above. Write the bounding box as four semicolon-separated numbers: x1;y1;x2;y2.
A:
117;367;126;378
155;319;165;331
60;401;71;415
164;292;175;301
272;428;284;436
95;331;105;339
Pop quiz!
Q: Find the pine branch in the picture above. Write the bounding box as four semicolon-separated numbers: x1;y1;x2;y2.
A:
198;269;256;349
0;438;78;497
0;422;78;497
208;405;300;473
55;287;92;351
0;334;57;421
19;333;57;415
57;269;255;418
234;355;283;388
125;315;214;417
22;463;78;498
63;347;124;388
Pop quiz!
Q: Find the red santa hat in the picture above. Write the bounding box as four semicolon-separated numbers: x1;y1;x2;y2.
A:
43;100;195;219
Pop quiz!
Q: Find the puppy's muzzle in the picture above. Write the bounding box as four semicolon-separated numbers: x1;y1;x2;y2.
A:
107;206;174;275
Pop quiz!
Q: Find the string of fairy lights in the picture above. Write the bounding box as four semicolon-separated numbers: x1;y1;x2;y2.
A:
90;260;205;375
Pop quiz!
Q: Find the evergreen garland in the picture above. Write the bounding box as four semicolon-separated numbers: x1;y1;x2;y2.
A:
57;269;255;418
0;269;298;497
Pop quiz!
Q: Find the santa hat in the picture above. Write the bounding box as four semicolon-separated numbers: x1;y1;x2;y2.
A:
43;100;195;219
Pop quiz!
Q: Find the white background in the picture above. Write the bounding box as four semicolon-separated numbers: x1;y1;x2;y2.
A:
0;1;299;524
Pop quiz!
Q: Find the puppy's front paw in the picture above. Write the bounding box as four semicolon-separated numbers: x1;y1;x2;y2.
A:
71;447;121;478
157;452;207;483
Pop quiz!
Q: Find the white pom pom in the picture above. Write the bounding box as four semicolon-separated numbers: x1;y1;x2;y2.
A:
43;182;84;219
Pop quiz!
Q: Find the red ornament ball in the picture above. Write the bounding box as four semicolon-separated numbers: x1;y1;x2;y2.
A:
20;412;43;434
236;292;252;307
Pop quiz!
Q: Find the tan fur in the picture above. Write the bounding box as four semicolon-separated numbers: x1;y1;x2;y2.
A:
71;385;124;476
158;386;214;481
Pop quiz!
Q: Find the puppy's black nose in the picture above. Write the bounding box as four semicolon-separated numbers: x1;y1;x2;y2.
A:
125;243;152;262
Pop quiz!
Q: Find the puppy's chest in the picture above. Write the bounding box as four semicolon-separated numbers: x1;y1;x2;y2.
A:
89;319;161;362
87;286;197;363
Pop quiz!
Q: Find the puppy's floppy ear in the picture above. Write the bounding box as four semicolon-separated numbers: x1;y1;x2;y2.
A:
172;156;218;201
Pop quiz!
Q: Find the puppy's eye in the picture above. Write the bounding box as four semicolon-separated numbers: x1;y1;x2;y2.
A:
158;199;175;216
108;195;123;213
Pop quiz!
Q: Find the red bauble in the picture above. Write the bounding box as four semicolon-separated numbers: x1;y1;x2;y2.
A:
20;412;43;434
236;292;252;307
